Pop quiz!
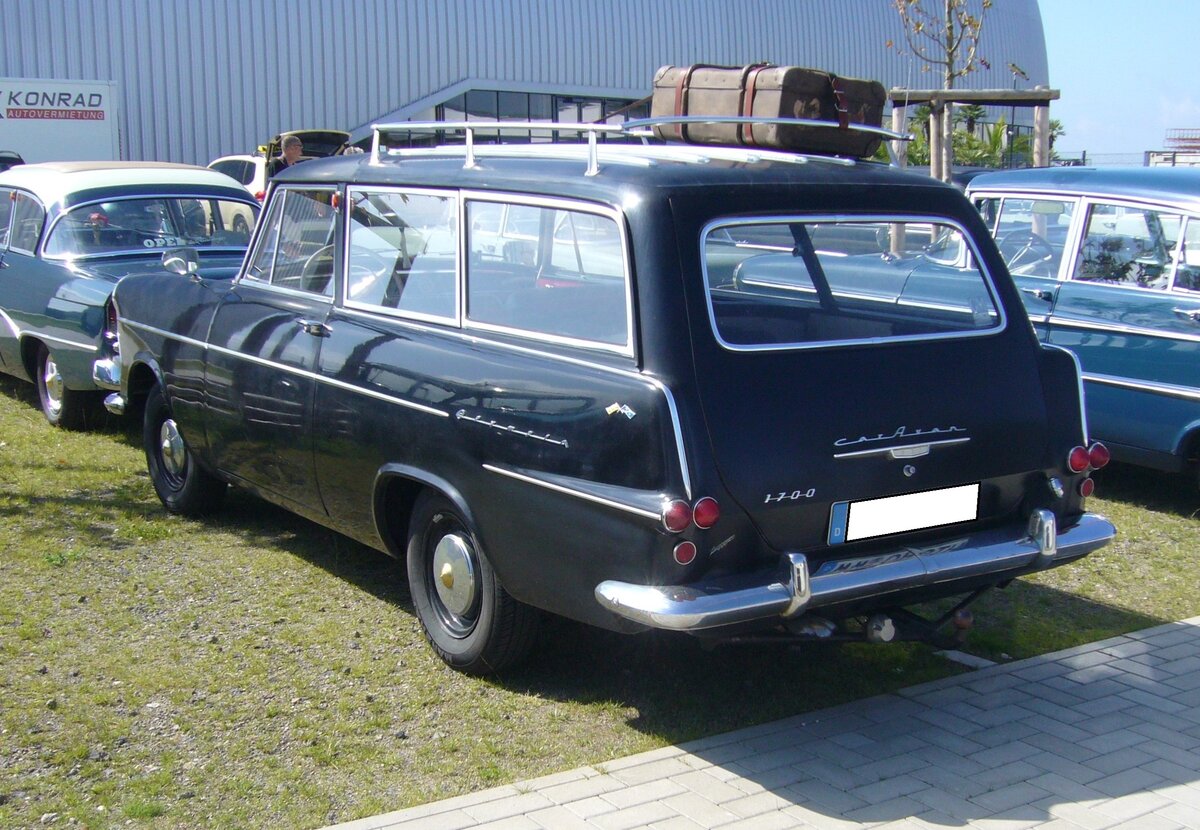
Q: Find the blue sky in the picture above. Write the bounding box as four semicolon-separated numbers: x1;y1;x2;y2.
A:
1039;1;1200;158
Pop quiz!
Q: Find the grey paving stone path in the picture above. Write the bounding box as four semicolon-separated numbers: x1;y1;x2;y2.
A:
324;617;1200;830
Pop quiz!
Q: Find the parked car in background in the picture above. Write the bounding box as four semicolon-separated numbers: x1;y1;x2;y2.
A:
107;121;1113;674
0;150;25;173
208;153;268;201
968;167;1200;481
0;161;258;428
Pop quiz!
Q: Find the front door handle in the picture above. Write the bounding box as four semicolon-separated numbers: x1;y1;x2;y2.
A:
1021;287;1054;302
297;319;331;337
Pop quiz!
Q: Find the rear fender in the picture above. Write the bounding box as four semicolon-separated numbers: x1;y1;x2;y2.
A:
371;464;476;559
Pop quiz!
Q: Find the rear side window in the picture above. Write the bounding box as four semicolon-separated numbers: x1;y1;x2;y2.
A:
0;188;12;247
8;191;44;254
465;198;630;351
703;217;1002;350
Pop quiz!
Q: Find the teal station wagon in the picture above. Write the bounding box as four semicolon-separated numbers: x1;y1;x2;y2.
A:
968;167;1200;482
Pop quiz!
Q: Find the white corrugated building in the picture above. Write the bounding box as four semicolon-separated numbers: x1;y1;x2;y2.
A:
0;0;1048;165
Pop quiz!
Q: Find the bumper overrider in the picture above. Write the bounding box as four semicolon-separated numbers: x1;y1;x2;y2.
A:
595;510;1115;631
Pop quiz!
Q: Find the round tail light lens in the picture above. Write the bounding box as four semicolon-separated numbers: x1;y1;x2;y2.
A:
1067;446;1090;474
1088;442;1111;470
692;497;720;529
673;541;698;565
662;500;692;533
1078;478;1095;497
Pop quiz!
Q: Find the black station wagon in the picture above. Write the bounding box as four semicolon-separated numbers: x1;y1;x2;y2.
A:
105;121;1116;673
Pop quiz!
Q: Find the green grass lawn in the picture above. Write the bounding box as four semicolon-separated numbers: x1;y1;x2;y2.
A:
1;377;1197;829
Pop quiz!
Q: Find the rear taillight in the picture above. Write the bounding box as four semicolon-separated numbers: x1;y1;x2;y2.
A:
254;191;266;202
1088;442;1111;470
692;497;720;529
662;500;691;533
1079;478;1096;498
104;300;118;336
1067;446;1090;473
673;541;697;565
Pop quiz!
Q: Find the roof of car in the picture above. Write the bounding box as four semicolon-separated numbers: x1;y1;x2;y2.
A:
966;166;1200;208
0;161;259;209
274;142;955;207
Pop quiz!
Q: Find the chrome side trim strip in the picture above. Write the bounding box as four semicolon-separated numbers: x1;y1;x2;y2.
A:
595;512;1116;631
1048;314;1200;344
482;464;661;521
0;308;20;339
123;319;448;418
1083;371;1200;403
1044;344;1089;443
642;375;693;500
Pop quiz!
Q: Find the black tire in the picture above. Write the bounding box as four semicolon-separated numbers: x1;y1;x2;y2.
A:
143;385;226;516
35;343;91;430
406;492;539;674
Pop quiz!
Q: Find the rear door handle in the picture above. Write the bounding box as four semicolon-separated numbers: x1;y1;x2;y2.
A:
1172;307;1200;323
1021;287;1054;302
297;319;331;337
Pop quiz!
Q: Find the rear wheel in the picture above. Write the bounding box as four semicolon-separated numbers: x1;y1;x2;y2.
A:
406;492;539;674
35;343;91;429
143;385;226;516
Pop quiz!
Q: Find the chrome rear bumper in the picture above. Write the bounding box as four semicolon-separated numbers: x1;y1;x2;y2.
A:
594;511;1115;632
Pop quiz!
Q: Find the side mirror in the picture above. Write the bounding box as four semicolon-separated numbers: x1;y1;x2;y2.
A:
162;247;200;277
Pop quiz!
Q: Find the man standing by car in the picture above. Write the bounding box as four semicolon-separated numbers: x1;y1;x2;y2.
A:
267;135;303;177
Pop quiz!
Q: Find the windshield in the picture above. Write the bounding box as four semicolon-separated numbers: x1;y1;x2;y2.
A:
703;217;1002;350
43;197;257;258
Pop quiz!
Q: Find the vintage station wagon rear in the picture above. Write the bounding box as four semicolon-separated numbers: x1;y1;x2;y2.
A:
108;123;1115;673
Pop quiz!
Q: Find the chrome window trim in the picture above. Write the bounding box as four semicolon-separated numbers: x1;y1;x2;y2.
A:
1083;371;1200;403
482;463;661;522
1047;313;1200;345
40;193;260;262
700;214;1007;352
341;184;461;325
461;190;636;358
123;319;447;418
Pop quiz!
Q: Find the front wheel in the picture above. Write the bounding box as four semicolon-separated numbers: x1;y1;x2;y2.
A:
35;343;91;429
143;385;226;516
406;493;539;674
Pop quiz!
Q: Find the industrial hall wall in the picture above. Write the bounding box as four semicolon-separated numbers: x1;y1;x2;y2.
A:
0;0;1047;165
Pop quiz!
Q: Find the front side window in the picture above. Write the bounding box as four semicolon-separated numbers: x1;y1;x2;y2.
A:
990;197;1074;278
466;199;630;349
243;188;336;295
704;217;1002;350
1174;218;1200;292
8;191;44;254
43;196;257;258
345;188;457;319
1074;202;1179;289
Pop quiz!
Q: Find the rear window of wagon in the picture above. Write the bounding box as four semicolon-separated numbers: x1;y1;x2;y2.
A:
702;216;1004;350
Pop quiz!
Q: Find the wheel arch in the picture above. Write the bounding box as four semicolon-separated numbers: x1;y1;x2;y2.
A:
371;465;476;560
125;353;165;405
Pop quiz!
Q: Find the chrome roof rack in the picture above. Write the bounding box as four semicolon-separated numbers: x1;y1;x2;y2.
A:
369;117;912;174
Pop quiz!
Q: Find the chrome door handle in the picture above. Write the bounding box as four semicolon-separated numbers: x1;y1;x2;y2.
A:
1172;307;1200;323
1021;287;1054;302
297;319;331;337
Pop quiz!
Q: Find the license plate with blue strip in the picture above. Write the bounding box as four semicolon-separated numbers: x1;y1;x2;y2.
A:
828;483;979;545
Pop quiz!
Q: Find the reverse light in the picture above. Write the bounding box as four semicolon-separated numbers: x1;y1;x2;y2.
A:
1067;446;1090;474
1088;442;1111;470
673;541;698;565
692;497;720;529
662;500;692;533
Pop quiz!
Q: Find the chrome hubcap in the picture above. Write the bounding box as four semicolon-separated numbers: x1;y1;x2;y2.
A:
159;419;186;478
42;356;63;415
432;532;477;618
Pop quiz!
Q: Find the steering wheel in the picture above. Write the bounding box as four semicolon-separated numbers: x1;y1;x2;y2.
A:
300;244;337;292
996;230;1055;274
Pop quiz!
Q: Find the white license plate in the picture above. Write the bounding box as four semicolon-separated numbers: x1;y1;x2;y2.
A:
829;483;979;544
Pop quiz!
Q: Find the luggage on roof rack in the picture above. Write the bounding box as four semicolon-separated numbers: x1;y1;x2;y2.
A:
650;63;887;157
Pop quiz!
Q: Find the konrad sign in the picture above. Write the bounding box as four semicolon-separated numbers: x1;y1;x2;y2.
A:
0;78;120;161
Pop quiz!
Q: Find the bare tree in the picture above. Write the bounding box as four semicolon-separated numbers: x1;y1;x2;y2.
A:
889;0;992;180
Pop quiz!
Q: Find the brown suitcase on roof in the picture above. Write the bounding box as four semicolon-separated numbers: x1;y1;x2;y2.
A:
650;63;887;157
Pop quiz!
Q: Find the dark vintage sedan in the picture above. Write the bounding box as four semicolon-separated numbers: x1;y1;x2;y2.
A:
0;162;258;427
968;167;1200;481
106;122;1115;673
